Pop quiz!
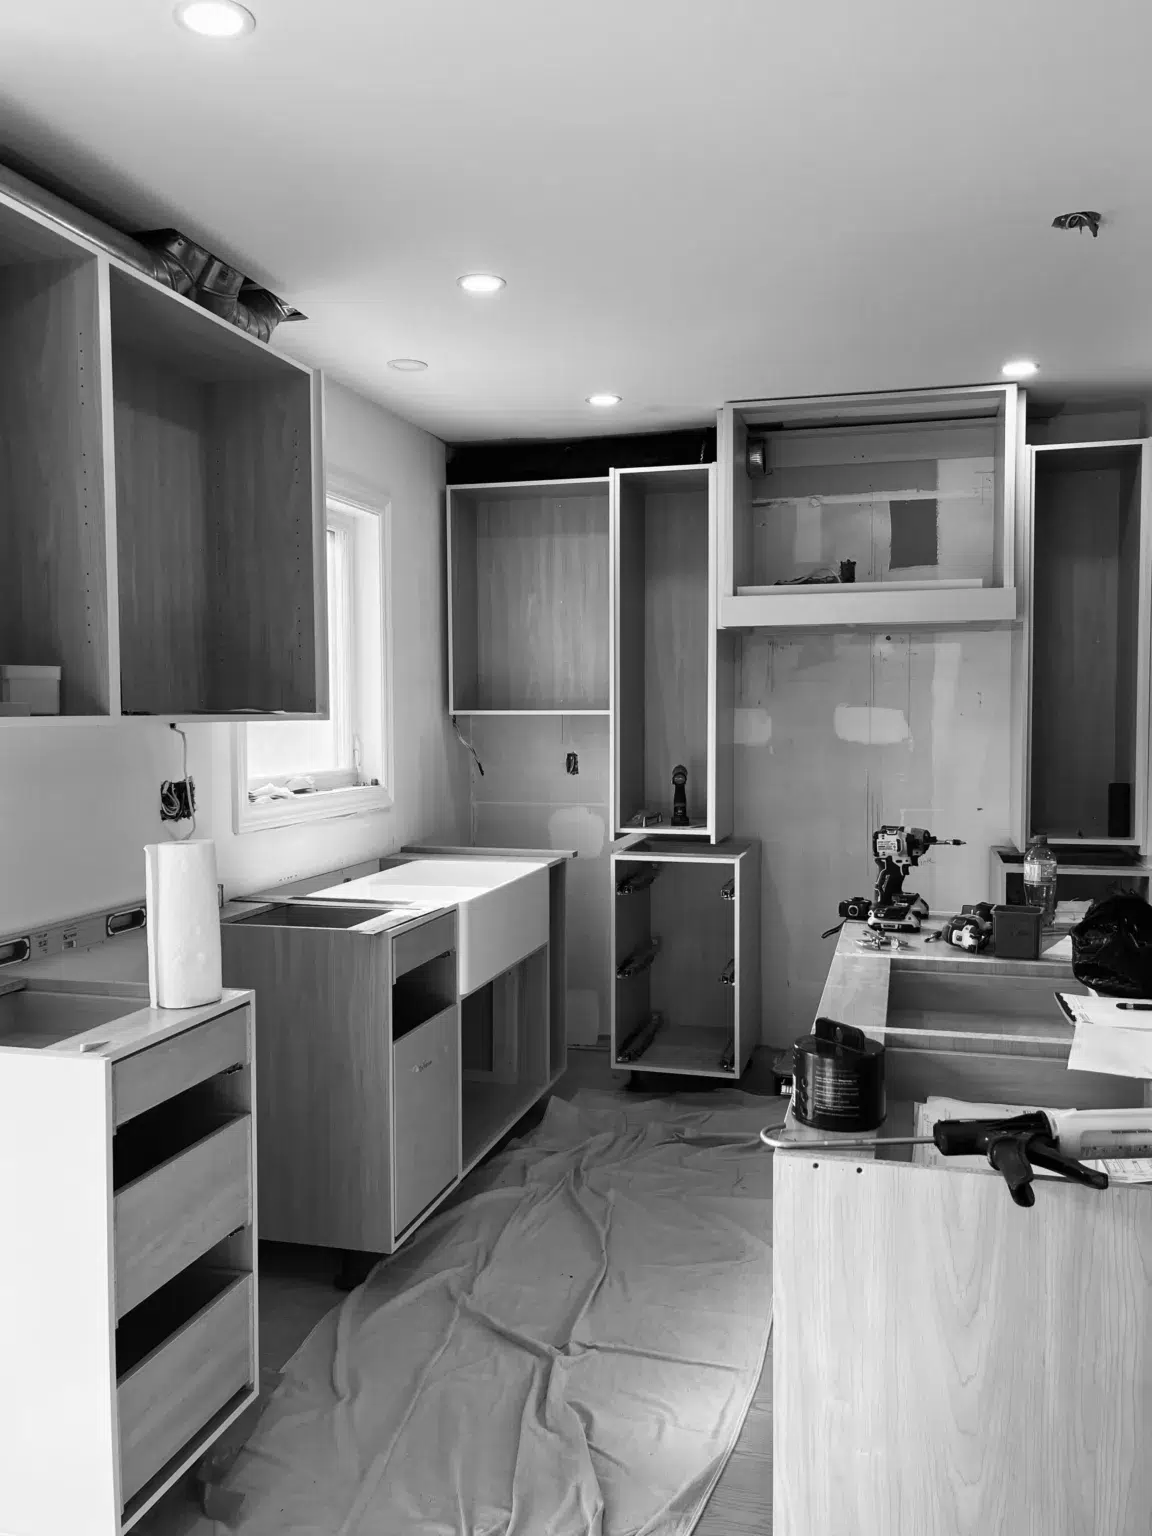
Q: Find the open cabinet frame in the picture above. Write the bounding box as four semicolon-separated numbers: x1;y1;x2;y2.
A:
0;185;327;725
716;384;1021;630
611;463;734;842
1013;438;1152;855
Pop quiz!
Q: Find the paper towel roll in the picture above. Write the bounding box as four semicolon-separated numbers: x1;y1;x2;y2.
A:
145;839;223;1009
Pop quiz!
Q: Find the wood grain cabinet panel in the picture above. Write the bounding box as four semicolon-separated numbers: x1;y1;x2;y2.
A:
115;1116;252;1316
117;1273;253;1504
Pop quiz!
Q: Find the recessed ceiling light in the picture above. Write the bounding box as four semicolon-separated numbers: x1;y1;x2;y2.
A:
387;358;428;372
174;0;255;36
457;273;506;295
587;393;622;408
1001;359;1038;379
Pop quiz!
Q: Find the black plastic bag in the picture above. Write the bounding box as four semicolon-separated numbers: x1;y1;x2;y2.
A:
1071;893;1152;997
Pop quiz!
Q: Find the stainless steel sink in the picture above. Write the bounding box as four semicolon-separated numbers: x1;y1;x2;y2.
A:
0;983;139;1050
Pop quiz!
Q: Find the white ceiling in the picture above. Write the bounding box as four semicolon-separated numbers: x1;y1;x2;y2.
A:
2;0;1150;442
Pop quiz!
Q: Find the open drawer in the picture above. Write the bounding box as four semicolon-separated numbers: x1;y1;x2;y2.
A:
114;1115;252;1316
117;1269;253;1504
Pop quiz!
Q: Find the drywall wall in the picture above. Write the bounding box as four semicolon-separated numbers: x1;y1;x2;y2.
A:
735;628;1013;1049
0;378;469;934
464;714;610;1046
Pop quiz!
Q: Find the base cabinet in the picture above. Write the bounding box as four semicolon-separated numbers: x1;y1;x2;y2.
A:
0;989;258;1536
611;837;760;1080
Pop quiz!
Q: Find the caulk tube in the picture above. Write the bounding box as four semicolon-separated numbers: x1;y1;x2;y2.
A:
1045;1108;1152;1160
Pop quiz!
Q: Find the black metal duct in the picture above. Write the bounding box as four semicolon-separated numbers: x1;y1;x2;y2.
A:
0;159;304;342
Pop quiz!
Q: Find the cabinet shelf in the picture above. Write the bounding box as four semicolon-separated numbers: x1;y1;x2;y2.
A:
720;583;1018;630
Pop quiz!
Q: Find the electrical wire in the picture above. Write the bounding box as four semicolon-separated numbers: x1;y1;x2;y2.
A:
162;723;197;840
451;715;484;777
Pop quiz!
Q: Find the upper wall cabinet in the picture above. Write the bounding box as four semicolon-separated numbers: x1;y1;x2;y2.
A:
0;189;326;724
447;478;610;714
716;385;1022;630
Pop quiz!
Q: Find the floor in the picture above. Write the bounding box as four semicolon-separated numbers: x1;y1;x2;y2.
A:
139;1046;778;1535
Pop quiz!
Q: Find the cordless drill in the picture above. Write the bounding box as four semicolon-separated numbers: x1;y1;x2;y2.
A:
867;825;965;932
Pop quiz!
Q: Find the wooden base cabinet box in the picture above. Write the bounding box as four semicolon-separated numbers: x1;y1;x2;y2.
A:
0;986;258;1536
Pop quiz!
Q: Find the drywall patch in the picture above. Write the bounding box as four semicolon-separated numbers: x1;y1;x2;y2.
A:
548;805;605;858
734;707;773;747
834;705;911;745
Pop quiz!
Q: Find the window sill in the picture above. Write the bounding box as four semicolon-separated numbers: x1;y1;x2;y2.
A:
235;781;393;835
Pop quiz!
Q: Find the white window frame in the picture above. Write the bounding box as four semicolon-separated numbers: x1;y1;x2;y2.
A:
232;486;394;833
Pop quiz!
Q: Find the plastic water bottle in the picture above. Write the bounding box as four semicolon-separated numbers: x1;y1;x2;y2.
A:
1023;835;1058;924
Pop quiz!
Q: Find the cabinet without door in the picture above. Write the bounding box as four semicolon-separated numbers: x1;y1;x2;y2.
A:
716;385;1021;630
1020;440;1152;852
611;837;760;1080
0;183;327;724
612;464;734;841
447;478;611;714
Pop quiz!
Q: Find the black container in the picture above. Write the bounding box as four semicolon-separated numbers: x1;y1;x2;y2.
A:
993;904;1043;960
790;1017;886;1132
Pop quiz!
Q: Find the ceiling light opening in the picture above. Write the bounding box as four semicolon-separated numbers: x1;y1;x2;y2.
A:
587;393;622;408
457;274;506;295
174;0;256;36
387;358;428;372
1001;360;1038;380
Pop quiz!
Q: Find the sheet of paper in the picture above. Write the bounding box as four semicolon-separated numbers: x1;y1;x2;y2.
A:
1055;992;1152;1028
1042;934;1073;960
1067;1022;1152;1078
1083;1158;1152;1184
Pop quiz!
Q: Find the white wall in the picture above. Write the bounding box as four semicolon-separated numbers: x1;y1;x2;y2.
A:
0;379;470;934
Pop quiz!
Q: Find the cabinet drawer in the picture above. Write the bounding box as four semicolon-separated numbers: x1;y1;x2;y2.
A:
392;1005;460;1234
118;1272;253;1505
392;913;456;981
114;1007;249;1127
115;1116;252;1317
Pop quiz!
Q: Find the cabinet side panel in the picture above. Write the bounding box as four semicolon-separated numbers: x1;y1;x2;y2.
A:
208;373;320;713
774;1158;1152;1536
0;1055;119;1535
220;924;393;1251
739;842;761;1059
0;257;111;713
449;494;479;711
616;479;647;829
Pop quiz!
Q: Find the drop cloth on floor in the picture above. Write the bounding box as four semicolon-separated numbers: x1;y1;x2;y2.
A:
207;1089;784;1536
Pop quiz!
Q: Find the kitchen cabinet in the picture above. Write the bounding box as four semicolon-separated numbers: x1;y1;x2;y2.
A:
221;903;460;1253
716;384;1022;630
612;464;734;842
0;183;326;724
611;837;760;1080
0;981;258;1536
1016;439;1152;853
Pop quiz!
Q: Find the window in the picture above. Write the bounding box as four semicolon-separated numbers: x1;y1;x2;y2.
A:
232;495;392;832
